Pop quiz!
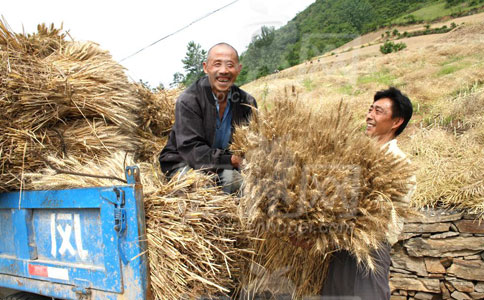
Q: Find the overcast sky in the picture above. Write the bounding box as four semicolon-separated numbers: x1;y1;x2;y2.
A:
2;0;315;88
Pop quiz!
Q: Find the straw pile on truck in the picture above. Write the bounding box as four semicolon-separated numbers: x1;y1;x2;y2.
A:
0;21;245;299
133;84;179;162
0;22;140;191
232;96;416;298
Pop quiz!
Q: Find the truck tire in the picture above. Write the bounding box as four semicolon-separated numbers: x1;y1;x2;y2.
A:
4;292;54;300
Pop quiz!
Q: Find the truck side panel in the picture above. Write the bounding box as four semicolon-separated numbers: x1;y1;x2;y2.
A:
0;166;150;299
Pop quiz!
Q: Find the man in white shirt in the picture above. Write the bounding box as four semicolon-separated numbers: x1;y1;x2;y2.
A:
321;87;415;300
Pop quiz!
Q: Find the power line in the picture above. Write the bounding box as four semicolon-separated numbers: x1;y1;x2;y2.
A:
119;0;240;62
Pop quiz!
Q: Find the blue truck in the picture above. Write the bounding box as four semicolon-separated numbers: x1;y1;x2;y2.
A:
0;166;152;299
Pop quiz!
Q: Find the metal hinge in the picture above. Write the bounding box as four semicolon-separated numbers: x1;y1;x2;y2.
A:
113;187;126;234
114;207;127;233
125;166;140;185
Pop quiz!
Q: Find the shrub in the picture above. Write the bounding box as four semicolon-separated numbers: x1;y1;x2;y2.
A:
380;41;407;54
380;41;394;54
393;42;407;52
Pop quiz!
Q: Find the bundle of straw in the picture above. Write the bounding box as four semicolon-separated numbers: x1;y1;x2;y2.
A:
144;169;249;299
0;21;141;191
400;86;484;218
24;152;131;190
133;84;179;162
26;152;249;300
232;97;415;298
404;127;484;218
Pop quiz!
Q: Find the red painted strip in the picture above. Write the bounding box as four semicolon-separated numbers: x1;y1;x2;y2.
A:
28;264;48;277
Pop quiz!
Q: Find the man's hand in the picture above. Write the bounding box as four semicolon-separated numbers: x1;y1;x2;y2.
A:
231;155;243;168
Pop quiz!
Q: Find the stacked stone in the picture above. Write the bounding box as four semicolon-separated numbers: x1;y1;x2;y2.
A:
390;209;484;300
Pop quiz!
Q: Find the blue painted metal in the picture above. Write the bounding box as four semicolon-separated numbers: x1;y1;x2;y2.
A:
0;166;151;300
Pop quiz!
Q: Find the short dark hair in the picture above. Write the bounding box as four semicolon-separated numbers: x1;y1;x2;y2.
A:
207;42;239;63
374;87;413;136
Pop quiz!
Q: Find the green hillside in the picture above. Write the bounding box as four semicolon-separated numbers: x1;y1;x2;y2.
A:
395;0;484;23
236;0;484;85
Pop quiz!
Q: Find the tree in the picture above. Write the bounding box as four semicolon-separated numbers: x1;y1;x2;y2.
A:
171;72;185;88
445;0;466;8
171;41;207;88
338;0;375;32
285;44;300;67
139;79;164;92
154;82;165;91
256;65;270;78
253;26;275;48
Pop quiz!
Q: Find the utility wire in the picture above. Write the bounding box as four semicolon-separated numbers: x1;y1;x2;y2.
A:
120;0;240;62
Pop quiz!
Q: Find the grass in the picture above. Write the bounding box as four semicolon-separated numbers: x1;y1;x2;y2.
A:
261;84;270;101
412;100;432;116
357;68;398;86
440;55;464;66
437;64;463;76
450;79;484;96
338;84;354;95
409;2;455;21
422;114;455;128
337;84;363;96
302;78;315;91
437;60;473;76
394;0;484;23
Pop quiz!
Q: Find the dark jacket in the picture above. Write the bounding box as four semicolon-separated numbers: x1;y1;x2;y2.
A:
159;76;257;173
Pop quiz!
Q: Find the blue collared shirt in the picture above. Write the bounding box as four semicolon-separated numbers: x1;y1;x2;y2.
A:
213;92;232;149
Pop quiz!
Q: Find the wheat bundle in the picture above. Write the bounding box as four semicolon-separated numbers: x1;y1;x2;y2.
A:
144;170;249;300
232;97;414;298
403;127;484;218
24;152;131;190
0;21;141;191
2;120;132;190
26;152;249;300
400;85;484;218
133;84;179;162
241;234;331;298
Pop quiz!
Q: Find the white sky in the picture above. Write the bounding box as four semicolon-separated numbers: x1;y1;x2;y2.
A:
2;0;315;88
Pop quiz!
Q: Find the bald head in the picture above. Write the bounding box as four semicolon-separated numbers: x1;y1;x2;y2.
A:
203;42;242;99
207;43;239;64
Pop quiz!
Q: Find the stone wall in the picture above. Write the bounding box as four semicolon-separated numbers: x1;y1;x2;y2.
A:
390;209;484;300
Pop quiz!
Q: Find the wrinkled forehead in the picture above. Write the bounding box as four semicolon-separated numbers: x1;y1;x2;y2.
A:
207;45;239;63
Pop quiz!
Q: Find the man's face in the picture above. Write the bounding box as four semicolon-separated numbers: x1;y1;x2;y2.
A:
203;45;241;98
366;97;402;142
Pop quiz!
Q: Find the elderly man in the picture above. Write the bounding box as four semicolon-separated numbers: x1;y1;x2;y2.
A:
159;43;256;193
321;87;415;300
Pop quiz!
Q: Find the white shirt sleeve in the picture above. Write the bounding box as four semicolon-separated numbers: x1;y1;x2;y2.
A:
383;139;416;245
